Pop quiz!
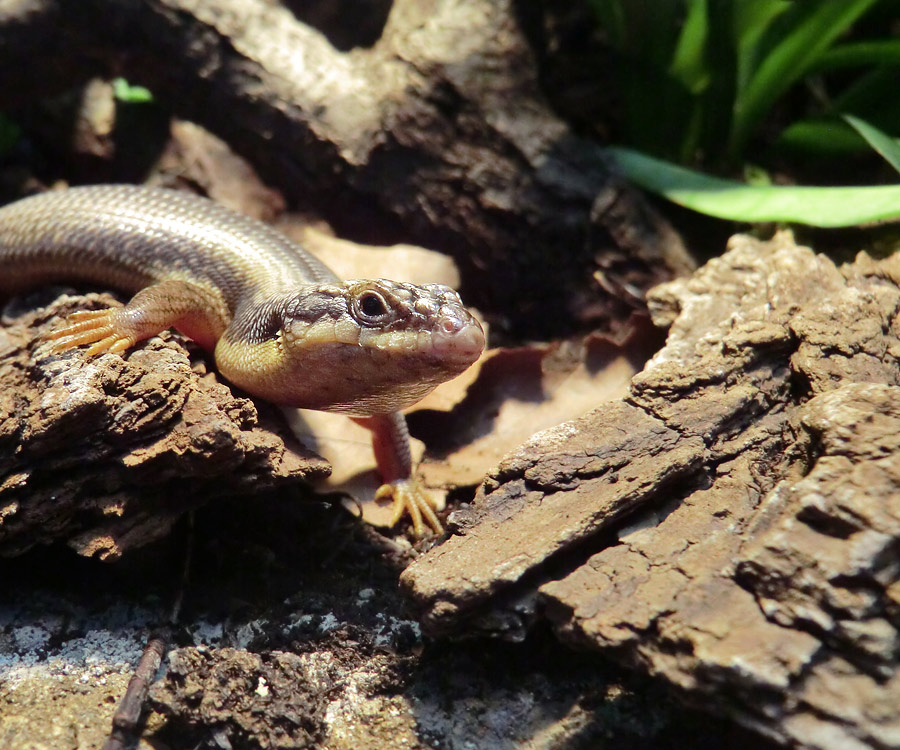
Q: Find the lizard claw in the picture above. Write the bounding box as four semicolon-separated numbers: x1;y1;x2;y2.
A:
375;479;444;538
44;308;136;356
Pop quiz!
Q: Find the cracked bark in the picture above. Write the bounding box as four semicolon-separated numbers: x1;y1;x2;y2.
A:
0;291;328;560
402;233;900;750
0;0;692;338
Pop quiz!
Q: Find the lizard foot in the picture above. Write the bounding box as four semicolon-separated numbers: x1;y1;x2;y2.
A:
45;308;136;356
374;479;444;538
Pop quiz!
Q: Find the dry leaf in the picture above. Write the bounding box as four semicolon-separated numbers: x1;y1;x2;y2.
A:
151;120;285;221
412;315;662;488
284;224;461;288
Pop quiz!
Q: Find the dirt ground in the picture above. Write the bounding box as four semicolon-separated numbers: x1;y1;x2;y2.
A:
0;496;764;749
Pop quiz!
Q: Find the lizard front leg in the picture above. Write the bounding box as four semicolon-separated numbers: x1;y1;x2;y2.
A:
354;412;444;537
45;279;227;355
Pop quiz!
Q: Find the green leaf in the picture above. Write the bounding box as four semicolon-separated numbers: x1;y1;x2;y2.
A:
729;0;880;156
669;0;710;95
607;146;900;227
832;66;900;117
732;0;792;94
776;119;867;156
843;114;900;174
112;77;154;104
811;39;900;72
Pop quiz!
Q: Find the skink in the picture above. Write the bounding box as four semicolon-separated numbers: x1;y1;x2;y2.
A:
0;185;485;536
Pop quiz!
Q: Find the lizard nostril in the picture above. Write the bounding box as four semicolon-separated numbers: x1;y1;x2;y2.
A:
440;317;463;334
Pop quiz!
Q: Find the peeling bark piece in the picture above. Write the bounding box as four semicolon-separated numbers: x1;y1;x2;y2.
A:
403;401;707;634
738;384;900;678
404;234;900;749
541;385;900;750
0;292;328;560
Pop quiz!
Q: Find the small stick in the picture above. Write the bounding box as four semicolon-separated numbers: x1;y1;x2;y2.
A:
102;633;169;750
102;512;195;750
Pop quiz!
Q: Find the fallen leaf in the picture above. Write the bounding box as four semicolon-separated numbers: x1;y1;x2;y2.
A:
150;120;285;221
282;223;461;288
411;315;663;488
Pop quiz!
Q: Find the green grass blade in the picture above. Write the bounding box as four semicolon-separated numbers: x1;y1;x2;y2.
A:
843;114;900;175
607;146;900;227
776;118;866;156
732;0;792;94
811;39;900;72
669;0;710;94
832;66;900;115
729;0;880;157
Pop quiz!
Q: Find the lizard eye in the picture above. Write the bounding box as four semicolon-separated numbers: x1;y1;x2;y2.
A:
356;291;389;320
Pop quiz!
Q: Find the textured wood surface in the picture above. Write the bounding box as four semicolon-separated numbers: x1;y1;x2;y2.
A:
0;290;327;560
403;234;900;749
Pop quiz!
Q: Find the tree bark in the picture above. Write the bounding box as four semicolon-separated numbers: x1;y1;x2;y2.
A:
402;234;900;750
0;291;327;560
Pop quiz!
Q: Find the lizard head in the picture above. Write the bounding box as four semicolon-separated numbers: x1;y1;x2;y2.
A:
216;279;485;416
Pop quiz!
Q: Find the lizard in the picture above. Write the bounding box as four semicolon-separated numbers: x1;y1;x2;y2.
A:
0;184;485;536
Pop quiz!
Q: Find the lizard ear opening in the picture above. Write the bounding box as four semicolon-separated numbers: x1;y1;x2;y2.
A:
243;299;286;343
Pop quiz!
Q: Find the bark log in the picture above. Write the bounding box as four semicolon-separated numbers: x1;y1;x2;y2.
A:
0;0;692;338
0;291;327;560
402;234;900;750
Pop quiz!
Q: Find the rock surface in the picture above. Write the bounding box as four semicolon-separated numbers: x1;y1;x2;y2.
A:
152;647;323;748
402;233;900;749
